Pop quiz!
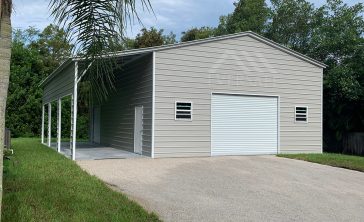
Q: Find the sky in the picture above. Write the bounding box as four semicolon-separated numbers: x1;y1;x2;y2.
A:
12;0;363;40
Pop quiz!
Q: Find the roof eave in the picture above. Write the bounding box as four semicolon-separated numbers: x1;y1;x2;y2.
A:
39;58;73;87
246;32;327;68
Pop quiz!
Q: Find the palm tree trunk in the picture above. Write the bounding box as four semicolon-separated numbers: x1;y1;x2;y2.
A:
0;0;12;216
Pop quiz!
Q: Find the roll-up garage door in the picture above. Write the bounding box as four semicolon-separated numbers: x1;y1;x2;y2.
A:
211;94;278;156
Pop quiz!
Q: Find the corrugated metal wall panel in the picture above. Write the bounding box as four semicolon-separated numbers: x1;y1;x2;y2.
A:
99;54;153;156
43;63;74;104
154;35;323;157
211;94;278;155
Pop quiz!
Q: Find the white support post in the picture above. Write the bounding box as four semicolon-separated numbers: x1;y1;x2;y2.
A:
47;103;52;147
57;98;62;153
41;104;45;144
72;62;79;160
70;94;73;150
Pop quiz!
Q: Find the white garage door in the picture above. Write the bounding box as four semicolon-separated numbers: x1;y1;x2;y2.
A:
211;94;278;156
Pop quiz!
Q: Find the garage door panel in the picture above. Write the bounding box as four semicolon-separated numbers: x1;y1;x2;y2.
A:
211;94;278;156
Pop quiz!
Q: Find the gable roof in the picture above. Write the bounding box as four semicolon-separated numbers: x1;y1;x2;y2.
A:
111;31;326;68
41;31;326;87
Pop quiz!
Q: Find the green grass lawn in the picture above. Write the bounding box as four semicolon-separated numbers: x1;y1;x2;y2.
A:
2;138;160;222
278;153;364;172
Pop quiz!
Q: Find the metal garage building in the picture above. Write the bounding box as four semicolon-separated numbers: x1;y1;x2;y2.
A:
40;31;326;159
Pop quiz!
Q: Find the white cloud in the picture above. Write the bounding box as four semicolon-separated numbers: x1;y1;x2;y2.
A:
12;0;362;40
13;0;52;30
130;0;236;39
12;0;235;39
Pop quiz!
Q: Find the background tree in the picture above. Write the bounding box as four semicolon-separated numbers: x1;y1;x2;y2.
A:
223;0;269;35
6;26;83;139
266;0;316;53
308;0;364;151
181;27;216;42
134;27;176;48
29;24;72;74
0;0;12;215
215;16;229;36
120;37;136;50
7;29;45;137
162;30;177;45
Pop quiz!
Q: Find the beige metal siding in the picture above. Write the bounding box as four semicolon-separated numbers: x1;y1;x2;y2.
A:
43;63;74;104
154;35;323;158
100;54;153;156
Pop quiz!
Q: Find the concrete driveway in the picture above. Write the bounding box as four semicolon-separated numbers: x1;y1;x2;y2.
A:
78;156;364;222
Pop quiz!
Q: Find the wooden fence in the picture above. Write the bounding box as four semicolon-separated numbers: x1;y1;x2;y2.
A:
343;133;364;156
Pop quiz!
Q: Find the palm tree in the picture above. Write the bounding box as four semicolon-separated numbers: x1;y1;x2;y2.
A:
0;0;12;216
49;0;152;100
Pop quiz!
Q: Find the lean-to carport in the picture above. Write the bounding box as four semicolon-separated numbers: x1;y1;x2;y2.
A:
40;59;88;160
40;51;149;160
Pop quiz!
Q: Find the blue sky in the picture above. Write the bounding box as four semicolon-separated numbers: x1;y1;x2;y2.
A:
12;0;363;40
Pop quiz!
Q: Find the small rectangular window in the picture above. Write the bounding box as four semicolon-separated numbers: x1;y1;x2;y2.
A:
175;102;192;120
295;106;308;123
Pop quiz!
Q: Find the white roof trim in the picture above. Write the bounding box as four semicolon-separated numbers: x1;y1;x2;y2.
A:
41;31;326;87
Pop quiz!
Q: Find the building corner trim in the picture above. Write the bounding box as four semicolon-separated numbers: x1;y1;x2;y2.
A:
151;52;156;158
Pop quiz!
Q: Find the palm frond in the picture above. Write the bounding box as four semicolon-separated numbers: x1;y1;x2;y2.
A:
49;0;152;101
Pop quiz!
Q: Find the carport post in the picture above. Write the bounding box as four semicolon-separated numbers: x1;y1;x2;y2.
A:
41;104;45;144
57;98;62;152
47;103;51;147
71;62;79;160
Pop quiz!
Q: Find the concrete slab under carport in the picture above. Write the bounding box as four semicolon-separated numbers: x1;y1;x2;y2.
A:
78;155;364;222
49;142;143;160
